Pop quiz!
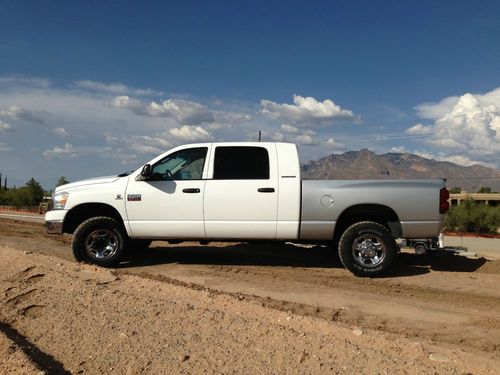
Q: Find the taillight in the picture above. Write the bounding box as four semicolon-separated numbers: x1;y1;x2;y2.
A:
439;187;450;214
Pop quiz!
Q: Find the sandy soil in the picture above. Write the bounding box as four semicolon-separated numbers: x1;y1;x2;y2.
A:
1;218;500;374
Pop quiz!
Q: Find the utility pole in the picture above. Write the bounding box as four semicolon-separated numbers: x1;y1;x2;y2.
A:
258;131;262;142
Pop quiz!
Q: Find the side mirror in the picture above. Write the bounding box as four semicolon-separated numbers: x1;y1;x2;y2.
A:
140;164;152;179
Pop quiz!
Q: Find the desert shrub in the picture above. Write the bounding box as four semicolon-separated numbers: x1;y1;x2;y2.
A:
444;199;500;234
0;178;45;208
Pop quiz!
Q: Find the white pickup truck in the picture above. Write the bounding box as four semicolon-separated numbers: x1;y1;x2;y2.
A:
45;142;449;276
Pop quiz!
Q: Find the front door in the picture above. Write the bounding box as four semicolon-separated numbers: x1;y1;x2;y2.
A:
126;146;210;239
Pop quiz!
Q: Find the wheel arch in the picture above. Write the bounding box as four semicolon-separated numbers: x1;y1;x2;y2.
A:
333;204;402;242
63;203;125;234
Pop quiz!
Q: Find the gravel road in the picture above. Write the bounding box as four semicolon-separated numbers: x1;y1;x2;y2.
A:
1;218;499;374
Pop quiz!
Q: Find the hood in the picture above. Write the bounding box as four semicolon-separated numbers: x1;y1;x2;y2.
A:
55;175;121;192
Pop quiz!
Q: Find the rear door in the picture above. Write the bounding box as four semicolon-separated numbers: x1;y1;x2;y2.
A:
203;144;278;239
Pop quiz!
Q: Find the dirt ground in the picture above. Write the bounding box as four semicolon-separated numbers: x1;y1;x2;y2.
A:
1;218;500;374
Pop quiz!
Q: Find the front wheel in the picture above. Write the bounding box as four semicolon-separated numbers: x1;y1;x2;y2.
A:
338;221;397;277
72;216;129;267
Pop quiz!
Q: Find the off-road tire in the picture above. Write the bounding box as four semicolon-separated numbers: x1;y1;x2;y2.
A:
338;221;397;277
72;216;129;267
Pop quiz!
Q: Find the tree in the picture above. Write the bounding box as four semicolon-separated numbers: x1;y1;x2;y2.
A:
0;188;7;205
6;187;31;208
24;178;44;206
56;176;70;187
449;187;462;194
477;187;492;193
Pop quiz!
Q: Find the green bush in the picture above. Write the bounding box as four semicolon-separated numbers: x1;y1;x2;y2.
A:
444;199;500;234
0;178;45;208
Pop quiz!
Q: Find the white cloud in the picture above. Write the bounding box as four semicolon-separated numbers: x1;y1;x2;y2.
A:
0;74;378;186
168;125;212;142
0;142;11;151
43;143;78;159
414;96;460;120
0;120;12;132
260;131;285;142
110;96;217;125
280;124;300;133
260;95;360;126
42;141;141;165
0;105;46;123
412;150;497;168
405;123;433;135
73;80;157;96
109;95;145;113
390;146;407;153
324;137;345;150
294;134;317;145
0;75;51;88
409;88;500;167
214;111;252;124
106;135;171;156
150;99;215;124
52;127;69;137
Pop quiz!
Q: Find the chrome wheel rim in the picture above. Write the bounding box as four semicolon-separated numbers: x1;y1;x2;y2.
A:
84;229;119;260
352;234;386;268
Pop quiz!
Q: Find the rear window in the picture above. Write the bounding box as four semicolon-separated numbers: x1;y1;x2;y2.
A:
213;146;270;179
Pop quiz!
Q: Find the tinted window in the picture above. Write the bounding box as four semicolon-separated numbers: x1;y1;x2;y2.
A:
213;146;269;179
151;147;207;180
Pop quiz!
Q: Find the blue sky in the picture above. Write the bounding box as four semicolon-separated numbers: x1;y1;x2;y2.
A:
0;0;499;188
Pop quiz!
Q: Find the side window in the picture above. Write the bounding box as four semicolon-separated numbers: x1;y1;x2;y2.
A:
213;146;269;180
151;147;207;180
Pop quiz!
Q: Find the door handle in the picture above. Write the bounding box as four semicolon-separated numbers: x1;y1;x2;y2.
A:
182;188;200;193
257;187;275;193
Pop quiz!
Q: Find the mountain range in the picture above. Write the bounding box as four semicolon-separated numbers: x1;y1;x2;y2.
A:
301;149;500;192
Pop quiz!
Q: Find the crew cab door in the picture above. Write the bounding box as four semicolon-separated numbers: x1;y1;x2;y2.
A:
125;145;210;238
204;144;278;239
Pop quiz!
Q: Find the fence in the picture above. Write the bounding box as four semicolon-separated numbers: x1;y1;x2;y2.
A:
0;205;39;214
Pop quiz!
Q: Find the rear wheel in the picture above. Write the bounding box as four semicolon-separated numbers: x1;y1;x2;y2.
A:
72;216;129;267
338;221;397;277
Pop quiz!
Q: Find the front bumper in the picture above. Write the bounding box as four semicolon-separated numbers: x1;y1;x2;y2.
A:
44;210;67;234
46;220;63;234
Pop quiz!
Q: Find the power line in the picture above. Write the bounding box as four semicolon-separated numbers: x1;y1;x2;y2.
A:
444;176;500;180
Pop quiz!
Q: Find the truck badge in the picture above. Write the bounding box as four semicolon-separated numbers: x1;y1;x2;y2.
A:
127;194;142;201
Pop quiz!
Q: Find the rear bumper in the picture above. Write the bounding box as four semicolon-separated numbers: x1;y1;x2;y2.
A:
44;210;67;234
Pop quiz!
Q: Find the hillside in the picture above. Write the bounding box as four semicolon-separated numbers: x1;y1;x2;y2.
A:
301;149;500;192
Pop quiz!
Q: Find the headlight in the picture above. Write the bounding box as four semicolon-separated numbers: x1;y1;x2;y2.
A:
53;192;69;210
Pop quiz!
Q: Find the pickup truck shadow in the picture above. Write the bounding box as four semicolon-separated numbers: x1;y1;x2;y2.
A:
118;242;488;277
389;252;488;276
121;242;342;269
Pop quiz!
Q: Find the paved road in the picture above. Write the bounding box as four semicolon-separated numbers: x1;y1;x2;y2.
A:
0;212;44;223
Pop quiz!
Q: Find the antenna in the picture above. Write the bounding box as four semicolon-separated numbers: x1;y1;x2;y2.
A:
258;131;262;142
